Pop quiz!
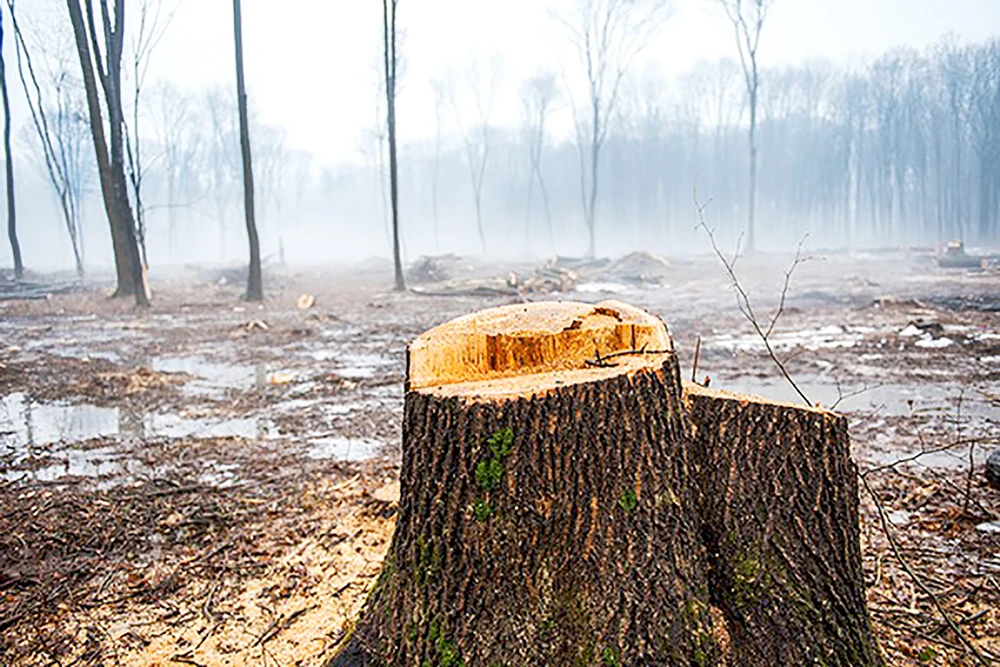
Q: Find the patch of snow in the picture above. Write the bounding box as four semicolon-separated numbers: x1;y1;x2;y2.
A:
898;324;923;337
915;336;954;349
576;282;632;293
975;521;1000;534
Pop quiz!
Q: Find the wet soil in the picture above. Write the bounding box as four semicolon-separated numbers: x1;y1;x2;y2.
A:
1;251;998;666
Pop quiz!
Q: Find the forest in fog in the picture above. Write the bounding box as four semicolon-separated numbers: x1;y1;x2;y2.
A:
2;2;999;275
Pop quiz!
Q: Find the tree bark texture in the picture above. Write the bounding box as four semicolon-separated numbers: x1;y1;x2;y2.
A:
685;383;882;667
333;361;717;666
328;301;882;667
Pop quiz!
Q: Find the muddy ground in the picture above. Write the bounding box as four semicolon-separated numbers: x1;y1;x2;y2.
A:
1;249;998;666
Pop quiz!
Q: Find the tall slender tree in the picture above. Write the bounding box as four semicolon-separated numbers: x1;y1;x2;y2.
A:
519;72;557;253
554;0;671;259
720;0;770;252
0;3;20;279
9;1;87;276
65;0;147;306
447;55;502;254
383;0;404;291
232;0;262;301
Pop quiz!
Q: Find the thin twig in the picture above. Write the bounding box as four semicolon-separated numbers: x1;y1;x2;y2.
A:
584;345;672;368
694;192;812;406
691;336;701;383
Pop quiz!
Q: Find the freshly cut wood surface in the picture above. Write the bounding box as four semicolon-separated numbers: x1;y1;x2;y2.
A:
406;299;672;394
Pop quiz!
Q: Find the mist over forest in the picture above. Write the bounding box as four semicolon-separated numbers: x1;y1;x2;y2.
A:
1;0;999;277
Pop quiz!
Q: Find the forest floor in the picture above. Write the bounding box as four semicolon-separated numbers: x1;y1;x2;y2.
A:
0;249;998;666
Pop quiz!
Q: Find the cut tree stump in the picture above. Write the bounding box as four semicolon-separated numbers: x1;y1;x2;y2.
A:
684;383;883;667
328;300;882;667
330;300;718;666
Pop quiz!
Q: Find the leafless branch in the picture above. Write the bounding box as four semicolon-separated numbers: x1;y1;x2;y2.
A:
694;191;812;405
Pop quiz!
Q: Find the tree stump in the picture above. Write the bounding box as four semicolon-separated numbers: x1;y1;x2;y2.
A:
684;383;883;667
329;300;882;667
330;300;719;666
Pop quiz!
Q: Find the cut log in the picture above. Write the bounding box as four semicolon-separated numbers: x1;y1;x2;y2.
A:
328;300;883;667
330;300;719;666
684;382;883;667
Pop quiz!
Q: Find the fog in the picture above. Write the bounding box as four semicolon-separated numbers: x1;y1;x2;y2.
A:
2;0;1000;275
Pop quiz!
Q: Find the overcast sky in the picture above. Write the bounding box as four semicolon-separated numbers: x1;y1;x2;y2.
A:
22;0;1000;166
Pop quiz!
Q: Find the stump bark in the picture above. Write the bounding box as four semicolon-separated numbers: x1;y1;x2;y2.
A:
331;301;718;666
685;383;883;667
328;300;882;667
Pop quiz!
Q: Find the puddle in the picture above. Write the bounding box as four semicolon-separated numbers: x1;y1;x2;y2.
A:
335;352;395;379
142;413;273;440
862;444;991;473
0;392;119;447
152;356;266;397
716;375;997;419
305;436;382;461
0;392;276;452
1;444;153;487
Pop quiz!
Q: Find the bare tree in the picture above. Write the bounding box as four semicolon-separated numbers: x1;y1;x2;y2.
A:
65;0;148;306
205;86;239;257
0;3;20;279
151;81;196;259
519;71;557;253
9;1;88;276
123;0;175;267
720;0;770;252
447;54;502;254
554;0;671;258
254;123;288;263
382;0;404;290
430;77;446;252
970;40;1000;240
232;0;261;301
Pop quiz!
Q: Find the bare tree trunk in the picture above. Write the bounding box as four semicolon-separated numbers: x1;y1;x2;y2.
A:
65;0;147;306
232;0;261;301
432;93;442;253
586;99;600;258
748;82;757;251
535;155;554;253
383;0;404;291
0;6;21;280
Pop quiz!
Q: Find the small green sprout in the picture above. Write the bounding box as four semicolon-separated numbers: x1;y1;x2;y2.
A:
619;488;638;513
475;459;503;491
472;500;495;521
488;427;514;459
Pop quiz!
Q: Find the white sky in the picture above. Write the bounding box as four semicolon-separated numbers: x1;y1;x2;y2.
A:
33;0;1000;166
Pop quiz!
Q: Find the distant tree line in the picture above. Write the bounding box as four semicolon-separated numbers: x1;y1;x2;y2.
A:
2;0;999;299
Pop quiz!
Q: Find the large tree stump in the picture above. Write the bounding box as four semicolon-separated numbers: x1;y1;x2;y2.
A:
329;300;882;666
331;301;719;666
684;383;883;667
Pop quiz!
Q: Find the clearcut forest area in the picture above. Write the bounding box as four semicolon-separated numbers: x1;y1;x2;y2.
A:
3;0;1000;665
0;252;997;666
